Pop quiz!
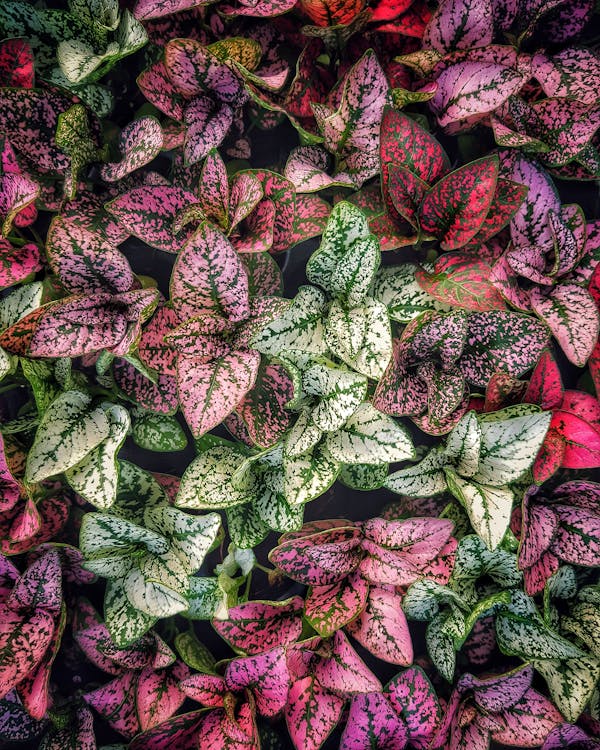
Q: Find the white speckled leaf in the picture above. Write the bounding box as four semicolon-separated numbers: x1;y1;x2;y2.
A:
26;390;110;483
303;363;368;432
284;444;340;505
385;447;448;497
175;446;255;509
445;410;482;478
65;403;130;510
325;403;415;465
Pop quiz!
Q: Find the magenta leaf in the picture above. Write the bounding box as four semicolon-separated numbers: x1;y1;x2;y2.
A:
0;239;41;289
315;631;382;695
523;349;564;409
385;666;441;749
340;691;408;750
128;709;206;750
137;60;184;120
286;675;345;750
171;223;250;322
106;185;197;253
225;646;289;717
212;597;304;654
0;39;34;88
101;116;163;182
419;157;499;250
346;586;413;666
507;155;561;249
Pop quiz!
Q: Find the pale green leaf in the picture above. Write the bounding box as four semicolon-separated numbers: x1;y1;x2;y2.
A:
0;283;43;330
445;411;481;478
145;506;221;573
373;264;448;322
533;656;600;722
186;576;223;620
226;502;270;548
496;612;586;660
104;580;157;647
176;446;255;509
132;410;188;452
303;362;367;432
338;463;389;490
284;444;340;505
385;447;448;497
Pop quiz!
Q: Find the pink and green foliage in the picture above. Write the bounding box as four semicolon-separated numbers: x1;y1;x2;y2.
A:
516;481;600;594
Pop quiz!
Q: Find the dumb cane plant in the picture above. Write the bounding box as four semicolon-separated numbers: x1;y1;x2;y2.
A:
0;0;600;748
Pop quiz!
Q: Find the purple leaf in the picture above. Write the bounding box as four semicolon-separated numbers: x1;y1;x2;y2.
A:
532;48;600;105
423;0;493;54
506;155;561;249
101;116;163;182
136;662;189;732
183;96;234;165
106;185;197;253
550;504;600;565
171;223;250;322
340;692;408;750
8;549;61;615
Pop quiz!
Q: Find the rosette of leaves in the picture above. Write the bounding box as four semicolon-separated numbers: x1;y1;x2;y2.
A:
402;534;520;681
495;588;600;723
0;0;147;114
269;517;454;657
284;49;393;190
386;408;552;549
106;148;330;255
515;481;600;596
491;157;600;367
79;505;221;646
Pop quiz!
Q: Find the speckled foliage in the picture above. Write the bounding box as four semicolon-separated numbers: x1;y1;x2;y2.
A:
0;1;600;748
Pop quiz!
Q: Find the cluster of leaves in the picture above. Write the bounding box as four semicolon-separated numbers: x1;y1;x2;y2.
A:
0;0;600;748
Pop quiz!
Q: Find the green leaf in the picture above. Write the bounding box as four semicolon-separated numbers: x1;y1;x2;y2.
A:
251;285;328;357
338;463;389;490
426;614;456;681
144;506;221;573
226;501;270;548
132;410;187;452
471;411;551;486
104;580;157;647
444;468;515;550
306;202;372;295
373;264;449;322
176;446;255;509
533;656;600;723
26;390;110;483
185;576;223;620
445;410;481;478
496;612;586;660
385;447;448;497
110;460;168;525
55;103;106;199
65;402;129;510
283;443;340;506
175;631;216;674
325;298;392;379
325;402;415;465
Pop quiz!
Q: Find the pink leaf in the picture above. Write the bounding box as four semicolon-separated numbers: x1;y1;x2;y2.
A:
431;62;526;128
114;360;178;415
101;117;163;182
171;222;250;322
419;156;499;250
213;597;304;654
8;548;62;615
46;216;133;295
0;606;55;700
0;239;41;289
137;60;184;120
519;500;559;571
362;517;454;558
225;646;289;717
0;39;34;88
286;675;345;750
346;586;413;666
491;688;563;746
423;0;493;54
236;364;293;448
305;572;369;638
106;185;197;253
385;666;441;749
551;504;600;566
84;671;139;738
530;283;600;367
507;155;561;249
136;662;189;732
183;97;234;165
177;350;260;437
179;674;226;707
523;349;563;409
315;631;382;695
